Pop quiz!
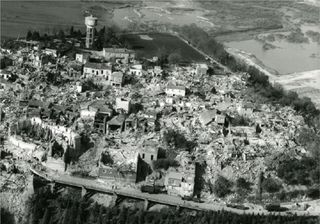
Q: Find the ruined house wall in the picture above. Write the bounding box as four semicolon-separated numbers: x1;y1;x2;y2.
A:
8;136;36;152
30;117;79;150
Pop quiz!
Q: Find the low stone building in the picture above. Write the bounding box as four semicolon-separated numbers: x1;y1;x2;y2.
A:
83;62;112;79
165;84;186;97
116;98;131;113
215;114;226;125
164;163;195;197
238;102;255;117
130;64;143;76
75;52;90;64
102;48;135;64
195;63;208;76
110;72;123;87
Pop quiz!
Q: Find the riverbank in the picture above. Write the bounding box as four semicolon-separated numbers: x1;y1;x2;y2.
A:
226;47;278;80
276;70;320;109
226;47;320;109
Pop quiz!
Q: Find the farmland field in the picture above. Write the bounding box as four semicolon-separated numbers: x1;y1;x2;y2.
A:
123;33;206;62
0;0;128;39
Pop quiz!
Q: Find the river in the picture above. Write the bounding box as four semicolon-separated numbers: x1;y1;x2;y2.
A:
224;24;320;75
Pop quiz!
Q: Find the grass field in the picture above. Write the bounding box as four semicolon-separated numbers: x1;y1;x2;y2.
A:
0;1;129;39
2;0;318;41
123;33;206;62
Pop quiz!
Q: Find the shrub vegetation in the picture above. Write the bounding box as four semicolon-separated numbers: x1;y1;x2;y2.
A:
25;189;320;224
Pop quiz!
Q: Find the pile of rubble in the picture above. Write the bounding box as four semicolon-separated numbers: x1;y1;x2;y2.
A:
0;37;311;206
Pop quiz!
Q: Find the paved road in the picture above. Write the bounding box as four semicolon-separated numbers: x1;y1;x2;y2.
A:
30;168;319;217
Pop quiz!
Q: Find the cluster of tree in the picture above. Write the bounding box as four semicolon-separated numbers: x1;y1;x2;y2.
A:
162;129;197;154
235;177;253;197
179;25;224;59
286;29;309;43
69;26;84;39
229;115;251;126
123;74;140;86
277;156;319;186
92;25;125;50
154;47;183;66
275;187;320;202
306;30;320;44
82;79;103;92
1;39;28;50
26;30;41;41
51;140;64;158
0;56;13;69
0;208;15;224
24;188;320;224
212;176;233;198
100;151;114;165
296;126;320;160
261;177;282;193
26;27;83;42
178;24;243;71
211;176;253;199
264;152;320;200
246;66;319;121
44;71;64;86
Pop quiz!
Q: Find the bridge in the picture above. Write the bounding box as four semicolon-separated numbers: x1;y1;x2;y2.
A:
30;167;319;217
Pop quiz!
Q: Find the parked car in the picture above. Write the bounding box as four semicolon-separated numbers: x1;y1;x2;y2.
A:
192;197;204;203
182;195;193;201
182;195;204;203
265;203;288;212
140;184;162;194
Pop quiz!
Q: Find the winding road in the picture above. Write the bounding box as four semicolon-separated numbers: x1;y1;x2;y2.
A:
30;167;319;217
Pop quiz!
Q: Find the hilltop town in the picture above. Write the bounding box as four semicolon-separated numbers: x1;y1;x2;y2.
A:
1;15;320;223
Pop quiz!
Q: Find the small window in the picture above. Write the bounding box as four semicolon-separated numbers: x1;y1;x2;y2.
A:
92;70;94;73
142;153;145;159
101;70;103;74
151;155;154;160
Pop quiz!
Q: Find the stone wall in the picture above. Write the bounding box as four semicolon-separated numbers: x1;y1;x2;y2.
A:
8;136;36;152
